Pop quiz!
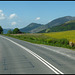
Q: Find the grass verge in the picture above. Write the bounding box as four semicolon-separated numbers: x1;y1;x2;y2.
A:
2;33;75;50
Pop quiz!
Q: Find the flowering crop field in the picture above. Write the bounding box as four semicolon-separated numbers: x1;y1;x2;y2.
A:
4;30;75;49
44;30;75;43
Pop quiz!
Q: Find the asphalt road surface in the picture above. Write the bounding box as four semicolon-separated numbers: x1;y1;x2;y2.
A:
0;35;75;74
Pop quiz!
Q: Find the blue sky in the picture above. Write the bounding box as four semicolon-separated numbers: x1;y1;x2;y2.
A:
0;1;75;29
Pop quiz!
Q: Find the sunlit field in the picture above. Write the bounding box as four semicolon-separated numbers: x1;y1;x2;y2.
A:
44;30;75;43
4;30;75;49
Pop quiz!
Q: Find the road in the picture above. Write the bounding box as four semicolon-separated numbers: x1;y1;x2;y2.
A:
0;35;75;74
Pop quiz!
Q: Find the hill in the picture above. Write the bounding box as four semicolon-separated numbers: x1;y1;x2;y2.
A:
3;29;13;34
38;20;75;33
20;23;43;33
30;16;75;33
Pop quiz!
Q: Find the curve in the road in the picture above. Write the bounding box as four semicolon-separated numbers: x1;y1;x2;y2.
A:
0;35;63;74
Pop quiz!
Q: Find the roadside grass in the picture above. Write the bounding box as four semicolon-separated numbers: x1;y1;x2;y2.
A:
3;32;75;50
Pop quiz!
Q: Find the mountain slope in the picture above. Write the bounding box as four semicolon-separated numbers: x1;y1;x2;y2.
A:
45;16;75;28
20;23;43;33
30;16;75;33
38;20;75;33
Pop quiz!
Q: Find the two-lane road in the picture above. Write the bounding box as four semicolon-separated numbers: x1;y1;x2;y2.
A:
0;35;75;74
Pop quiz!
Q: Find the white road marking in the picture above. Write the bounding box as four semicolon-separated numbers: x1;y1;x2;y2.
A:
0;35;64;74
24;41;75;60
35;44;75;60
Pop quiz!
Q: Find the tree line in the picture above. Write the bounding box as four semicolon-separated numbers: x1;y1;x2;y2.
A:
0;26;3;34
0;26;23;34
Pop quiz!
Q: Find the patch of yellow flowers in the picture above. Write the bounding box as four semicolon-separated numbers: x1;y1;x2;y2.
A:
44;30;75;43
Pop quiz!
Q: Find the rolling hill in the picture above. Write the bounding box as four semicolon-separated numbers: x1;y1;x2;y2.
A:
20;23;43;33
30;16;75;33
38;20;75;33
20;16;75;33
3;29;13;34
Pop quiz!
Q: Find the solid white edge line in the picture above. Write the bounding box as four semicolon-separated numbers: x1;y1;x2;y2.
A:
19;39;75;60
5;34;74;60
0;35;64;74
36;45;75;60
23;39;75;60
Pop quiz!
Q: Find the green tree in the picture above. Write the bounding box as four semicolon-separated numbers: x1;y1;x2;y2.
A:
7;29;13;34
0;26;3;34
13;28;21;34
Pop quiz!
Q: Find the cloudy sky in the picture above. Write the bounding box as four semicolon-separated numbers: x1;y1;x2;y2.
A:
0;1;75;29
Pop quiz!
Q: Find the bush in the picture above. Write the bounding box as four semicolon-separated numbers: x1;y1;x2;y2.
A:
7;30;13;34
46;39;54;43
58;38;69;45
13;28;21;34
46;38;57;44
30;37;36;40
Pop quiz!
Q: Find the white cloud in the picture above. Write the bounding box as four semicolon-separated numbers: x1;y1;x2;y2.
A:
11;22;17;25
35;17;40;20
0;10;6;20
9;13;17;19
0;10;3;13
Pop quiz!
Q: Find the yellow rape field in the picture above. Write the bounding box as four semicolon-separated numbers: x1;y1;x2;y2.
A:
44;30;75;43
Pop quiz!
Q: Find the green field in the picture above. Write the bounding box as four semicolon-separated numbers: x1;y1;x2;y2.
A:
4;30;75;49
44;30;75;43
